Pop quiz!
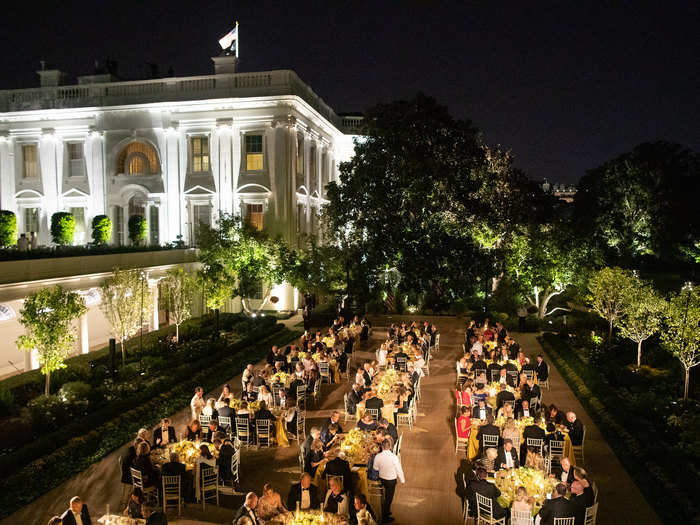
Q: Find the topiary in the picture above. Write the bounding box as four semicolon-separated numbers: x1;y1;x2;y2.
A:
50;212;76;245
0;210;17;247
128;215;147;245
91;215;112;245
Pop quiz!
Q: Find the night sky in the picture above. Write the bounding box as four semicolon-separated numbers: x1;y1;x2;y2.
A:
0;1;697;184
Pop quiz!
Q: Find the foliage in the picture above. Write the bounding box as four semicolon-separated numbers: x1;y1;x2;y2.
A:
91;214;112;244
0;388;14;417
197;214;297;313
661;285;700;400
574;141;700;262
50;212;76;245
324;94;543;309
587;267;636;342
0;210;17;247
15;286;87;395
160;267;195;340
26;395;69;429
504;223;594;318
57;381;91;404
0;243;177;262
618;277;666;366
128;214;147;245
100;267;153;365
287;237;346;297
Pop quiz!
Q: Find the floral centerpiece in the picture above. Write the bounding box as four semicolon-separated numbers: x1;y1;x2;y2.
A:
340;428;375;465
376;369;400;397
230;398;242;410
487;382;518;397
298;351;310;361
169;440;216;468
322;336;335;348
248;400;261;412
495;416;536;432
272;371;291;385
494;467;558;512
286;510;344;525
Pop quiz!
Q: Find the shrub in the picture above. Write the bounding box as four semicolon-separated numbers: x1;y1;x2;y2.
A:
0;210;17;247
128;215;147;245
50;212;76;245
26;395;69;429
0;387;14;417
57;381;91;403
91;214;112;244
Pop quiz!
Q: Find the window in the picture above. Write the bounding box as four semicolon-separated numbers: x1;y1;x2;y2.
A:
117;142;160;175
246;203;264;231
309;146;317;191
249;280;264;300
191;203;212;246
190;136;210;173
114;206;124;246
149;206;160;246
245;135;263;171
24;207;39;234
23;145;39;178
70;207;86;243
296;135;304;175
67;143;85;177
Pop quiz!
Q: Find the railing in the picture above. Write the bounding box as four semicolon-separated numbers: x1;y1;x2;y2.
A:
0;70;343;127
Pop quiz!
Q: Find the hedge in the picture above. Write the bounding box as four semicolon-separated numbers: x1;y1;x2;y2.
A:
0;244;178;262
539;333;698;524
0;316;278;475
0;327;300;519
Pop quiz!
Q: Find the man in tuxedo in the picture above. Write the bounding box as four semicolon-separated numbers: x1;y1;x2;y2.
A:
472;355;487;373
407;363;420;388
233;492;259;524
287;472;321;510
557;457;575;485
153;418;176;448
162;452;193;502
365;390;384;411
521;421;546;460
60;496;92;525
524;378;542;403
538;483;573;525
207;419;222;441
254;400;276;422
266;345;279;366
217;398;236;421
362;363;373;387
496;439;520;470
321;423;342;450
377;418;399;444
347;383;363;415
567;412;585;446
467;468;507;520
487;361;501;382
476;414;500;455
324;450;353;492
322;411;344;435
536;355;549;382
568;481;588;525
515;399;532;420
302;427;321;473
471;399;492;421
496;383;515;410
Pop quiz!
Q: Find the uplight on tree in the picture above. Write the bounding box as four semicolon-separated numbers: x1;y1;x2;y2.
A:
161;267;195;341
618;277;666;367
588;267;636;344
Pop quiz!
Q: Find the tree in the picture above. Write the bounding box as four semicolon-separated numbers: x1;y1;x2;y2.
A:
91;215;112;245
574;142;700;261
15;286;87;395
161;267;195;341
287;237;346;298
50;212;76;246
128;215;147;245
661;284;700;400
504;224;592;318
588;267;636;344
324;94;536;309
0;210;17;247
197;214;297;314
618;278;666;366
100;267;153;365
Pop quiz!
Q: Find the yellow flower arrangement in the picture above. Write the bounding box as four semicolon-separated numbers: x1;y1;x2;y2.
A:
376;369;400;397
248;400;261;412
169;440;216;468
495;467;558;512
287;510;343;525
340;428;375;465
272;371;291;385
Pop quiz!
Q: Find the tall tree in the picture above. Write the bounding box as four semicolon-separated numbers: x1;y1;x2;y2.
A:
575;142;700;261
16;286;87;395
618;277;666;366
325;94;535;308
100;267;153;365
160;267;195;341
588;267;637;343
661;284;700;400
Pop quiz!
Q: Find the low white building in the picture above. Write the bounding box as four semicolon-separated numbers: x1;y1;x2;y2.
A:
0;55;360;376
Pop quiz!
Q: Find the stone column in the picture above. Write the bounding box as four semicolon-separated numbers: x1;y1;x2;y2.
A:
79;312;89;354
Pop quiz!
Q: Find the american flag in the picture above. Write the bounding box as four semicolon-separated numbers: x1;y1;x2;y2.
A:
218;24;238;53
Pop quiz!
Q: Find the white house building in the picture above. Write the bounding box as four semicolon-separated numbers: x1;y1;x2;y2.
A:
0;55;361;376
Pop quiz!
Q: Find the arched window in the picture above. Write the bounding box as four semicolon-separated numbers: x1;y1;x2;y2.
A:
117;142;160;175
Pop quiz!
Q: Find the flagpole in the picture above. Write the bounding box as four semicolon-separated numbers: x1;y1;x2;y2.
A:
235;21;239;58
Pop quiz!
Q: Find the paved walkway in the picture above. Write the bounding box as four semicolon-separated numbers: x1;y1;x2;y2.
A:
2;316;661;524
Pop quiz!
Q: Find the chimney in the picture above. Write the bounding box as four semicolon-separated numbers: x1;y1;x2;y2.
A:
37;65;67;87
211;55;238;75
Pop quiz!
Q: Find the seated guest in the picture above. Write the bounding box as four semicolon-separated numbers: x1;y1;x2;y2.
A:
217;397;236;421
569;481;588;525
556;457;575;485
456;383;472;407
573;468;595;506
153;418;176;448
500;417;520;446
546;404;566;426
365;390;384;411
206;419;222;441
467;468;506;520
322;411;344;435
256;483;288;521
567;412;584;446
324;450;352;492
456;406;471;439
287;472;321;510
538;483;573;525
353;493;378;525
186;419;202;441
233;492;259;525
302;427;322;473
515;399;532;420
377;418;399;444
324;477;351;516
237;401;251;417
133;441;159;488
496;383;515;410
253;369;268;389
254;400;276;422
123;487;144;519
472;383;488;405
241;382;257;403
476;414;500;455
521;420;546;460
202;398;218;419
289;376;306;399
471;399;492;421
321;422;342;449
218;383;233;406
60;496;92;525
162;452;192;503
524;447;545;470
257;384;274;406
285;402;298;435
496;439;520;470
362;362;374;387
511;486;534;514
242;364;255;389
217;438;236;485
497;402;515;420
194;444;216;497
545;423;566;453
523;378;541;404
358;411;378;432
